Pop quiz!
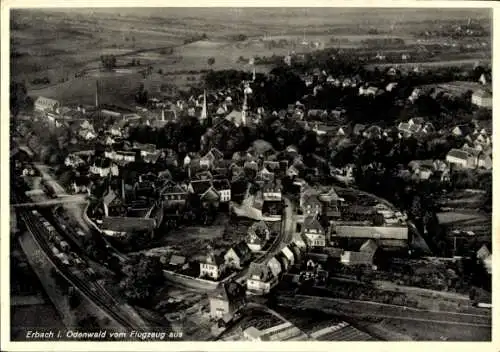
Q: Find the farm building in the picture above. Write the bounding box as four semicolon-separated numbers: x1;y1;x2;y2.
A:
34;96;60;113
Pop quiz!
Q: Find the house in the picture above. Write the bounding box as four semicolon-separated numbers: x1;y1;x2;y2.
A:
64;153;85;168
340;241;378;266
161;184;188;207
302;216;326;247
168;255;187;269
212;179;231;203
189;180;220;207
246;221;271;252
224;242;252;270
286;165;300;178
452;126;464;136
352;124;366;136
246;262;278;295
79;129;97;141
386;82;398;92
477;244;492;274
263;180;282;201
200;248;225;280
209;281;246;320
200;148;224;169
89;158;119;177
267;257;282;278
72;177;91;195
300;190;322;216
409;117;425;126
471;89;492;109
257;167;275;183
446;149;477;169
34;96;60;113
362;125;382;139
281;246;295;267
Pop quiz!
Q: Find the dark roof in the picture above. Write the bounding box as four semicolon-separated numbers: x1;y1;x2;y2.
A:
204;148;224;161
103;190;119;207
360;239;378;253
101;216;156;233
212;179;231;191
473;89;492;98
304;216;323;232
169;255;186;266
447;149;471;161
210;281;245;301
204;251;225;266
231;241;252;262
248;262;274;281
190;180;213;194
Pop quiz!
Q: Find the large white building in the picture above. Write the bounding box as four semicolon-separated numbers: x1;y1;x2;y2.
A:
471;89;492;109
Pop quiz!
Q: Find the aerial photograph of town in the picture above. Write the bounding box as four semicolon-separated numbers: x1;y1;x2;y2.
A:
7;6;493;345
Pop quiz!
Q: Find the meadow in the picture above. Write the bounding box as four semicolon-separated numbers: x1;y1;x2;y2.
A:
11;8;491;107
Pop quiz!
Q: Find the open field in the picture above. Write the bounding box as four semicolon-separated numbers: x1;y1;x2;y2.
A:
379;318;491;341
13;8;491;103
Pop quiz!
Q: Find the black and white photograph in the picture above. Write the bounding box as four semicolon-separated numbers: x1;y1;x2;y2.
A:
3;3;495;349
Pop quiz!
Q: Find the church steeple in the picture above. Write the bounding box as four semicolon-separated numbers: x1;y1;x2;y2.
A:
200;90;207;122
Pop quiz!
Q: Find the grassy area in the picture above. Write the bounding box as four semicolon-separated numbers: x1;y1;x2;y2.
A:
379;318;491;341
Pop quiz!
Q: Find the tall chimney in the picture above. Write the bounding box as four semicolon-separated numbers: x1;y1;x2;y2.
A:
121;177;126;201
161;109;165;121
95;80;100;109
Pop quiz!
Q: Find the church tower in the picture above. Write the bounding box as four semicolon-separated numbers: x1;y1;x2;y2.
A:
200;90;208;124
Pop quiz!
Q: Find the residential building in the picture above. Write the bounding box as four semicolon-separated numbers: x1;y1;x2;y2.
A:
200;148;224;169
213;179;231;203
168;255;187;269
267;257;282;278
161;184;188;207
281;246;295;267
263;180;282;201
189;180;220;207
34;96;60;113
246;262;278;295
300;190;322;216
200;249;225;280
362;125;382;139
471;89;493;109
303;215;326;247
89;158;119;177
208;282;246;320
446;149;478;169
224;242;252;270
64;153;85;168
340;238;378;266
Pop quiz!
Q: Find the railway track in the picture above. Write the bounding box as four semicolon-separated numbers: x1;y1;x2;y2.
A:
19;209;141;331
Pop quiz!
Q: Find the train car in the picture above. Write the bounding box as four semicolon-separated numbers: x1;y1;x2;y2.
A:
59;241;70;253
51;246;60;256
76;230;86;238
86;268;97;279
57;253;71;266
72;256;86;269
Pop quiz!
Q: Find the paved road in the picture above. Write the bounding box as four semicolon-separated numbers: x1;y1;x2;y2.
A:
276;295;491;328
234;196;295;284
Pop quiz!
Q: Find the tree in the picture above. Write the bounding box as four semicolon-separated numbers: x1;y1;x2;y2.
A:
10;81;32;116
207;57;215;67
100;55;117;70
119;255;165;304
